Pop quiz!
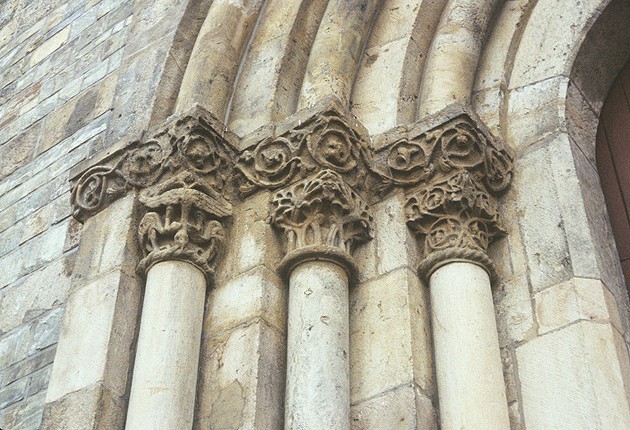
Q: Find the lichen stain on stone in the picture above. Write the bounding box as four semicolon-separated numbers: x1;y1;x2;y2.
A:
210;380;245;430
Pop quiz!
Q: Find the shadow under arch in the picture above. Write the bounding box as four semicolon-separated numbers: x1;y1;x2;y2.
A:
567;0;630;315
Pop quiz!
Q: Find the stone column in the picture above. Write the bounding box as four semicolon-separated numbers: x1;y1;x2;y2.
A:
404;118;513;430
125;173;230;430
270;170;372;430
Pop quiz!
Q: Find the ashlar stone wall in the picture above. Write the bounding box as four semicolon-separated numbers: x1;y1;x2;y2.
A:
0;0;201;427
2;0;630;429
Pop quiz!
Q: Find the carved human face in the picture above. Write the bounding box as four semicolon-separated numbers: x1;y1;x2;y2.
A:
440;123;484;169
322;132;351;166
183;137;214;171
124;142;164;185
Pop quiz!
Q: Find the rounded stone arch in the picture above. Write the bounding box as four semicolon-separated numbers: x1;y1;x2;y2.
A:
565;0;630;312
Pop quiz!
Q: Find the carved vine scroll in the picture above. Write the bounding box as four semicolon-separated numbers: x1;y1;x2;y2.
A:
401;116;513;281
373;115;512;195
70;106;237;222
236;108;373;195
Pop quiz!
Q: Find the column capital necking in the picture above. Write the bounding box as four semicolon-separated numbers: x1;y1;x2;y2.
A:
401;114;513;283
270;169;373;282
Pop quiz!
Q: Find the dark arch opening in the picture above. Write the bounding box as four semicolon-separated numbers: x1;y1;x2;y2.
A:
596;59;630;297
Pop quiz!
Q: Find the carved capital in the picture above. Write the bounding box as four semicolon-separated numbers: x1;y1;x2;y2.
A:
236;103;373;195
137;172;231;279
270;170;373;280
374;115;512;194
70;106;237;222
402;116;513;282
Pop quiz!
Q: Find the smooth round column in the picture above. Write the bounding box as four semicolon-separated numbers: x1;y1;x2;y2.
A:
125;261;206;430
429;261;510;430
285;260;350;430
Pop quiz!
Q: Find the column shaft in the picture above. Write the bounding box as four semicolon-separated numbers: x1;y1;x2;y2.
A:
429;261;510;430
285;260;350;430
125;261;206;430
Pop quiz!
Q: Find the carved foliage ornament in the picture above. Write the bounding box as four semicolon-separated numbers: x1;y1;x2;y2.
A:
376;116;512;193
270;170;373;276
405;171;504;254
137;172;231;278
71;109;236;221
236;109;372;195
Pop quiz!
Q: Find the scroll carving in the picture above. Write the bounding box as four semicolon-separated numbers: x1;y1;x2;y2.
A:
70;107;236;221
402;116;513;281
270;170;373;279
375;116;512;194
137;172;231;278
236;109;372;195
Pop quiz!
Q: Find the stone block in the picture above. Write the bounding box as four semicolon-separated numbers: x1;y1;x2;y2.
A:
206;266;286;338
500;347;518;404
570;0;630;112
506;76;568;150
28;306;64;355
20;203;53;244
0;219;23;257
196;321;285;430
350;385;436;430
373;192;417;276
21;220;67;275
38;86;101;154
40;382;125;430
106;41;170;142
566;80;597;167
353;230;378;284
546;134;600;279
1;347;55;388
472;86;503;137
0;249;24;289
535;277;623;334
474;0;529;91
571;136;630;327
27;366;52;397
0;118;41;181
1;390;45;430
71;195;138;282
352;38;409;135
509;0;600;89
494;274;535;345
350;268;432;403
0;377;27;409
517;321;630;429
512;138;576;292
45;271;121;403
216;191;282;285
29;25;70;66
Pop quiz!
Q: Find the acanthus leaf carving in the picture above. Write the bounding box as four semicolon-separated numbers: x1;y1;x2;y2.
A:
136;171;231;279
236;108;373;196
270;169;373;279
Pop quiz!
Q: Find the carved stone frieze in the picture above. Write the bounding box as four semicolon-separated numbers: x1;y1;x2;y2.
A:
236;107;373;195
136;171;231;278
270;169;373;280
70;106;237;222
374;115;512;195
402;116;513;282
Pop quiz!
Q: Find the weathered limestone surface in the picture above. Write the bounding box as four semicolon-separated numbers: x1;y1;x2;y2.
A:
125;261;206;430
430;262;510;430
41;195;142;430
517;321;630;429
2;1;630;430
286;261;351;430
